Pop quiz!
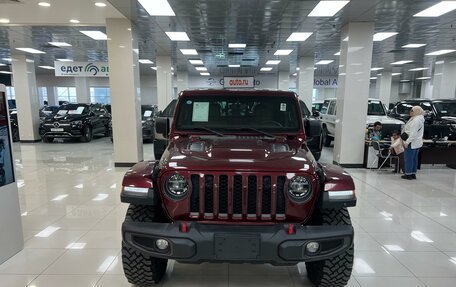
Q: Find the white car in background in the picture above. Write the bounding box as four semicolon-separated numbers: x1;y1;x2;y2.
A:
320;98;405;147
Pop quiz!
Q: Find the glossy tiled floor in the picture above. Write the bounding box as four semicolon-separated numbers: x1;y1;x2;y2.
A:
1;138;456;286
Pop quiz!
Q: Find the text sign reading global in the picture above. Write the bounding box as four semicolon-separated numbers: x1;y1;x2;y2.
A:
54;62;109;77
223;77;255;88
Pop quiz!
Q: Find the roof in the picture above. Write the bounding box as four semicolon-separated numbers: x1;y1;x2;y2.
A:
180;89;297;97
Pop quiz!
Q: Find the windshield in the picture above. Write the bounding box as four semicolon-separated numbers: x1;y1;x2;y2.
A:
434;101;456;117
367;100;386;116
57;104;88;115
175;95;300;133
141;107;155;119
312;103;324;112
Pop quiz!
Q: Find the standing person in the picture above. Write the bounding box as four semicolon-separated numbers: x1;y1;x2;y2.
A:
389;130;405;173
401;106;425;180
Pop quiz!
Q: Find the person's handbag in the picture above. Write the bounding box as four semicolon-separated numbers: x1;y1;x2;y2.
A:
400;132;409;141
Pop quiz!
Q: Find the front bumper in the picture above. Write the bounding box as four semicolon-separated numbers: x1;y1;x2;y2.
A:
122;221;353;265
40;126;83;138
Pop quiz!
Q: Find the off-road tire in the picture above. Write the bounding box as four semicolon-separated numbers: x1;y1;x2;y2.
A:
81;126;92;142
305;208;354;287
122;205;168;285
322;127;332;147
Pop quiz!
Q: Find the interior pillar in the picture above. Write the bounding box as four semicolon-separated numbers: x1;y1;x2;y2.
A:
432;58;456;99
278;71;290;91
297;57;314;109
375;71;392;107
176;70;188;95
75;77;91;103
156;56;173;111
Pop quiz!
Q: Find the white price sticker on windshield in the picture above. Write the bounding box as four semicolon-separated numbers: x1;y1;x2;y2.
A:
192;102;210;122
280;103;287;111
143;110;152;117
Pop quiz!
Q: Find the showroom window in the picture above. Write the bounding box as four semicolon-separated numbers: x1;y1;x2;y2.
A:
56;87;77;103
5;86;15;100
38;87;48;106
90;87;111;104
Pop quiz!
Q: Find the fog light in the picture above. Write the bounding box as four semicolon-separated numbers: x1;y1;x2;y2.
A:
155;239;169;250
306;242;320;254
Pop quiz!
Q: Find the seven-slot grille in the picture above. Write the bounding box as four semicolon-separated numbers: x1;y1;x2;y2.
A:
189;174;287;220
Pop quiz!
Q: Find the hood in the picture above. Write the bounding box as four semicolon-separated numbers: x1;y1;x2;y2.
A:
441;116;456;123
160;136;317;174
48;114;86;122
367;115;405;125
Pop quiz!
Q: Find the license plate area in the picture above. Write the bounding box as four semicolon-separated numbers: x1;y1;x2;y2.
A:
51;128;64;132
214;234;260;260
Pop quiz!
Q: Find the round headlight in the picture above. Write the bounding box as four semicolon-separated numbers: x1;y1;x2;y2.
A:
165;174;189;198
288;176;312;201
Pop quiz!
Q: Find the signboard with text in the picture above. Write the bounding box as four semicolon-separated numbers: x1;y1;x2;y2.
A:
54;61;109;77
223;77;255;88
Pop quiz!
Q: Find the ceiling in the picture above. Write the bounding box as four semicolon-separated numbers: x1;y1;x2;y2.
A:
0;0;456;82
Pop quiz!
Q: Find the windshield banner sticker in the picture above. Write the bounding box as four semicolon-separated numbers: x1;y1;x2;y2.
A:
192;102;210;122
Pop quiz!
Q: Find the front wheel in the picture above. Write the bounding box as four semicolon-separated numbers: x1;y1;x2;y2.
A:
322;127;332;147
81;126;92;142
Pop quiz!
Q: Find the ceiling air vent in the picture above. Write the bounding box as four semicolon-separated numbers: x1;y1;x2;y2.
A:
217;65;228;67
242;59;255;62
228;52;244;55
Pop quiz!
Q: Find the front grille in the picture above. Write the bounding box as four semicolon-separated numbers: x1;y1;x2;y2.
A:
189;174;287;220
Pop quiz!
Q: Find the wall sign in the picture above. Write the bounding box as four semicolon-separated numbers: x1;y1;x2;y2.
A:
223;77;255;88
313;77;338;88
54;61;109;77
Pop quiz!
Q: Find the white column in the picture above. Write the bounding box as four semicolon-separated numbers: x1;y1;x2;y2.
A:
176;70;188;94
297;57;314;109
75;77;91;103
334;22;374;167
106;18;143;166
46;86;58;106
10;54;41;142
432;58;456;99
156;56;173;110
278;71;290;91
375;71;392;106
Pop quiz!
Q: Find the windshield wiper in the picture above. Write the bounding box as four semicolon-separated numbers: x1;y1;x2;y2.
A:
192;127;224;137
227;128;276;139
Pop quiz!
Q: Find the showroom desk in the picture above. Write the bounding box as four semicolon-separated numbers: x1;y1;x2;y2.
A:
419;140;456;167
363;140;391;168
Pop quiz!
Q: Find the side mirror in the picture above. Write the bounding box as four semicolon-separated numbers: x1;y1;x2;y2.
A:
155;117;170;137
303;119;321;138
312;111;320;117
157;110;163;117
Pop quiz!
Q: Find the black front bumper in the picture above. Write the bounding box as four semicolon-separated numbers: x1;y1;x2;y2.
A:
40;127;83;138
122;221;353;265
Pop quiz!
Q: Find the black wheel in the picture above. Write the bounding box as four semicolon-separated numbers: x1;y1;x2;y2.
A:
12;127;20;142
81;126;92;142
305;208;354;287
104;125;110;137
122;205;168;285
322;127;332;147
42;137;54;143
154;139;167;161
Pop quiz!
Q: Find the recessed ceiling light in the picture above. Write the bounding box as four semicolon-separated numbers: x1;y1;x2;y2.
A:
286;32;313;42
80;31;108;40
0;18;10;24
70;19;80;24
260;67;273;72
0;71;12;74
316;60;334;65
392;73;402;76
38;2;51;7
274;49;293;56
266;60;281;65
402;43;426;48
189;59;203;65
151;67;157;70
414;1;456;17
165;32;190;41
95;2;107;7
391;60;413;65
370;77;377;80
229;43;246;48
409;67;428;71
138;0;175;16
400;80;411;82
39;66;55;70
426;49;456;56
56;59;73;62
195;67;207;71
296;67;300;71
16;48;46;54
334;51;341;56
200;72;210;76
373;32;398;41
371;67;383;71
138;59;154;64
229;64;240;68
308;1;350;17
180;49;198;55
48;42;72;47
417;77;432;80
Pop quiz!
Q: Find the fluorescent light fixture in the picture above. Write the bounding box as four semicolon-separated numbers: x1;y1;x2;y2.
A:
411;231;433;242
138;0;175;16
16;48;45;54
414;1;456;17
70;19;80;24
200;72;210;76
370;77;377;80
138;59;154;64
66;242;87;249
49;42;72;47
95;2;107;7
0;71;12;74
400;80;411;82
52;194;68;201
189;59;204;65
38;2;51;7
392;73;402;76
80;31;107;40
286;32;313;42
35;226;60;238
308;1;350;17
228;64;240;68
57;59;73;62
180;49;198;55
260;67;273;72
409;67;428;71
316;60;334;65
426;49;456;56
274;49;293;56
195;67;207;71
93;193;109;201
0;18;10;24
402;43;426;48
266;60;281;65
391;60;413;65
165;32;190;41
39;66;55;70
151;67;157;70
334;51;341;56
373;32;398;41
417;77;432;80
229;43;246;48
371;67;384;71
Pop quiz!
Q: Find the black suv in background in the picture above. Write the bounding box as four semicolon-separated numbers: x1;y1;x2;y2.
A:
109;105;158;142
39;103;111;142
389;99;456;139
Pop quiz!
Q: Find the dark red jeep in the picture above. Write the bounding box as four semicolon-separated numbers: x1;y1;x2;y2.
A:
120;90;356;286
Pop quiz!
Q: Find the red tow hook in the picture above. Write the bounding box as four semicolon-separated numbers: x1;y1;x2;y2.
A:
287;224;295;235
180;221;188;233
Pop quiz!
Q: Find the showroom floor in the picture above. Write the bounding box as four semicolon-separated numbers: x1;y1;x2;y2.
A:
0;138;455;287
